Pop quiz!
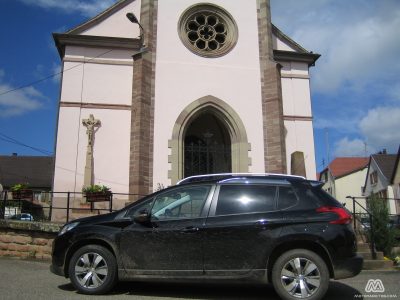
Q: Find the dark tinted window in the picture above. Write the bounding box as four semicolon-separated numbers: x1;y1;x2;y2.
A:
151;185;210;220
216;185;277;215
125;198;153;218
311;186;342;207
290;181;341;209
278;186;298;209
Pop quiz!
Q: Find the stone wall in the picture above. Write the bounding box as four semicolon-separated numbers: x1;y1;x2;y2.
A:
0;220;62;260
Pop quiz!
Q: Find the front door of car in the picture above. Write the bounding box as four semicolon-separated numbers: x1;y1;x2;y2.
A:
119;185;213;277
203;184;285;276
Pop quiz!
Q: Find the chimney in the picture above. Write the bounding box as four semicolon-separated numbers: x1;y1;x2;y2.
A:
382;149;387;155
12;153;17;156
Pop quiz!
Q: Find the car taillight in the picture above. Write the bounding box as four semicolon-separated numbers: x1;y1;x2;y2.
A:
316;206;352;224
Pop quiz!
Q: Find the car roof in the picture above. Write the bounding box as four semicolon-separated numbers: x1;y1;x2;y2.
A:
177;173;307;185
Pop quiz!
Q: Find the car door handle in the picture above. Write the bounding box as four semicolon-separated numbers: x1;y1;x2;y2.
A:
180;226;200;233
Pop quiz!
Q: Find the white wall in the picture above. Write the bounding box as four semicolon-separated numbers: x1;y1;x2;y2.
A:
280;61;316;179
53;0;318;196
153;0;265;188
336;168;368;213
53;45;133;195
53;108;131;194
272;34;297;52
81;0;142;39
364;160;388;196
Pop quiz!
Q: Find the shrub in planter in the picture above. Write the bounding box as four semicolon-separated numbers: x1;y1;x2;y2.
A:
11;183;33;200
82;185;111;202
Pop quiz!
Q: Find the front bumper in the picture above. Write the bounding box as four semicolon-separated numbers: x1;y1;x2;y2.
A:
50;263;65;277
333;254;363;279
49;235;70;278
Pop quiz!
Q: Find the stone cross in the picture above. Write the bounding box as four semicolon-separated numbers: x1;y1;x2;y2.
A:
82;114;101;189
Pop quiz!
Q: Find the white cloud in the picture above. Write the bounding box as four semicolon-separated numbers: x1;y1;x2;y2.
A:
333;106;400;157
334;137;371;157
271;0;400;94
18;0;118;17
0;70;45;118
313;116;359;133
51;63;62;84
359;107;400;153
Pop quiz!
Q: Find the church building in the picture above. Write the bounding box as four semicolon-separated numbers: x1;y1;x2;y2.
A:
52;0;320;215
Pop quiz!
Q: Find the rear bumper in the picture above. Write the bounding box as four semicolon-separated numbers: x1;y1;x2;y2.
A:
333;254;363;279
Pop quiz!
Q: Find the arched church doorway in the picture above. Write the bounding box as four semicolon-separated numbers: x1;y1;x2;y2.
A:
169;95;249;184
184;112;231;177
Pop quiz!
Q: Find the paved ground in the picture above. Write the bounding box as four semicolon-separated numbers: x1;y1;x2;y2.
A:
0;257;399;300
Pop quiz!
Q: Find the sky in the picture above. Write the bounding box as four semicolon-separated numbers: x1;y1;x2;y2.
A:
0;0;399;172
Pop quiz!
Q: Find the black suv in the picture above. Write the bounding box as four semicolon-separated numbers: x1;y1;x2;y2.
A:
51;174;362;300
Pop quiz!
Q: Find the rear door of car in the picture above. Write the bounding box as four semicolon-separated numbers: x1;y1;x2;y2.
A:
203;181;286;276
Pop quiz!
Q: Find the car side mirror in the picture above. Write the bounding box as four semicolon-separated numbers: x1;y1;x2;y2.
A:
133;212;151;225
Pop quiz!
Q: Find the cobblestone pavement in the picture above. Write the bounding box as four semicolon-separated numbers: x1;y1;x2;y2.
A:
0;257;398;300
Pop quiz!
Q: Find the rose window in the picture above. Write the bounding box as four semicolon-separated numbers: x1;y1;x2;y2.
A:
178;4;238;58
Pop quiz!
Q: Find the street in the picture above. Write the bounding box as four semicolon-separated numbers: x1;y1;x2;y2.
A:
0;257;399;300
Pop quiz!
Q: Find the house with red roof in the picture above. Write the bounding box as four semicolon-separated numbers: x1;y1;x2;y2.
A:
364;150;399;215
319;157;369;212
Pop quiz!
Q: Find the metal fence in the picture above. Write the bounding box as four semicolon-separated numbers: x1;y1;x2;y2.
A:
347;196;400;259
0;190;146;224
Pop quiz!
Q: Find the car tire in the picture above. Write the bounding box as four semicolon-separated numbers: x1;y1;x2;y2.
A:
68;244;117;295
271;249;329;300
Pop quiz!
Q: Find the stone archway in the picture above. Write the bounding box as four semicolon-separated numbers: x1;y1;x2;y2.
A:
169;95;250;184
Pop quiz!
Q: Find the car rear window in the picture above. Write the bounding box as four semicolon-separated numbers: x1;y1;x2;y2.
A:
310;186;342;207
216;185;277;215
290;181;342;208
278;186;298;210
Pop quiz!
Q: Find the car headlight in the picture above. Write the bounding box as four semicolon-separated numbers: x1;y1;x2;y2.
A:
58;222;79;236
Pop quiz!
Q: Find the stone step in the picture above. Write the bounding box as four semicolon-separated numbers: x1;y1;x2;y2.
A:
357;251;384;260
356;235;367;243
357;244;371;251
363;259;393;270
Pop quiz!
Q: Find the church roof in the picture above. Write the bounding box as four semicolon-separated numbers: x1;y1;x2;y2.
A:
0;155;54;189
271;24;308;53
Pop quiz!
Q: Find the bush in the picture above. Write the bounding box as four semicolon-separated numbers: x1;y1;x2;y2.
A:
368;195;396;256
10;183;29;191
82;185;110;194
394;228;400;246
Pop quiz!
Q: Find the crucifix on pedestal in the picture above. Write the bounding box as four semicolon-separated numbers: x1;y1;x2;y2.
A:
82;114;101;189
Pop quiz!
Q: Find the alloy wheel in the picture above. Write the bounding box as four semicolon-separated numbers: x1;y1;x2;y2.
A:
74;252;108;289
280;257;321;298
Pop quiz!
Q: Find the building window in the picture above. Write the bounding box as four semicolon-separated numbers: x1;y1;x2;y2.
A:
178;4;238;58
370;171;378;185
378;190;387;199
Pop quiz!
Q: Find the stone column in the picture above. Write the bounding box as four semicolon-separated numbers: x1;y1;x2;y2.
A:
257;0;287;174
291;151;306;177
129;0;158;201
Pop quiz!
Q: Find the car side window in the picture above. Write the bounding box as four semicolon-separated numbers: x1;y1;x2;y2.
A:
151;185;211;220
215;185;277;216
125;198;153;218
278;186;298;210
